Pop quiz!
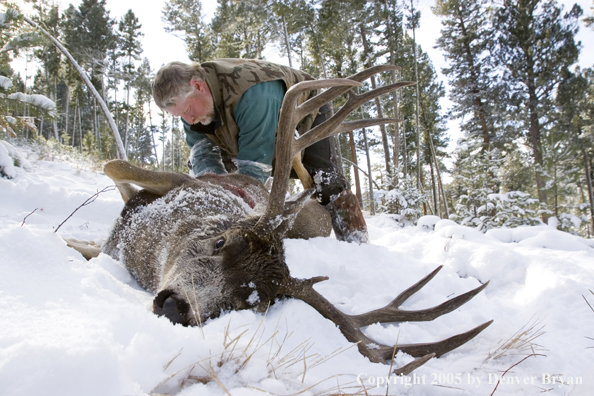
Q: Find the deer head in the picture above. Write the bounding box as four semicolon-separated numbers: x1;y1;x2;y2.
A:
97;65;492;374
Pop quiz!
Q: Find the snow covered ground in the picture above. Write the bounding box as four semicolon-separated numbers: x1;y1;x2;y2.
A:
1;148;594;396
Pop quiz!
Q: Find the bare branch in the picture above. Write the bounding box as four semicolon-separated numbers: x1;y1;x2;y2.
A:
54;186;115;233
21;208;38;226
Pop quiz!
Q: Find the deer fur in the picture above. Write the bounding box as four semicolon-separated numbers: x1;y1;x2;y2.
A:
100;162;331;325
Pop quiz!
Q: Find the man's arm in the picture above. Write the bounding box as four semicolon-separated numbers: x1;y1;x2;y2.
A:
234;80;286;183
183;120;227;177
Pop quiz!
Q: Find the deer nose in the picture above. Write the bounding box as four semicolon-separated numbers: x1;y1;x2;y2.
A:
153;290;190;326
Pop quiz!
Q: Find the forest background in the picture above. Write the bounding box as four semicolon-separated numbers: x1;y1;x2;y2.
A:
2;0;594;238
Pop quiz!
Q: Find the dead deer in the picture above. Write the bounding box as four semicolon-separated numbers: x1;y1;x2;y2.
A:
69;65;492;374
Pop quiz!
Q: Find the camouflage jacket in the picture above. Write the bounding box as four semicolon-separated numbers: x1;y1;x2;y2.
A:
185;58;318;157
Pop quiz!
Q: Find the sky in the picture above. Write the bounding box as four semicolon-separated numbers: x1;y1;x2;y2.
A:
9;0;594;150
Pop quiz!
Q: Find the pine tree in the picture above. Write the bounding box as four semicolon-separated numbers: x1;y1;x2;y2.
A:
134;58;160;168
376;0;406;178
162;0;213;62
28;1;62;141
211;0;279;59
553;66;594;234
433;0;498;152
492;0;583;215
118;9;143;156
61;0;117;148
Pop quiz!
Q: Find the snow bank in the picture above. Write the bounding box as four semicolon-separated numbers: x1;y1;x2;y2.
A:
1;155;593;395
0;141;15;178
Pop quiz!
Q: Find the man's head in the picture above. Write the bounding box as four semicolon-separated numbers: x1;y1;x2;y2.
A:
153;61;215;126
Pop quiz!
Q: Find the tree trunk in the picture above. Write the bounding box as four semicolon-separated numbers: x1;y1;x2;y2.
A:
359;23;392;184
312;33;344;173
52;77;59;141
527;84;549;219
360;107;375;215
429;159;438;217
78;99;83;152
148;101;159;169
583;149;594;237
383;0;400;179
429;134;449;218
124;54;132;156
63;84;70;145
348;131;363;206
391;67;400;178
72;101;77;148
412;32;421;190
282;15;293;68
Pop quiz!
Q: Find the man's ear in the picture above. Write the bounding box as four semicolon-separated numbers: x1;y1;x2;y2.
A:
190;79;206;92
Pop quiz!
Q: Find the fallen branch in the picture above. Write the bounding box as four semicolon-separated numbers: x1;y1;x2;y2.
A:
21;208;38;226
54;186;115;233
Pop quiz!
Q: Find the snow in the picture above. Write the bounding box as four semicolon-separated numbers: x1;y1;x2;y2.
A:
0;75;13;90
0;141;15;178
1;150;594;395
7;93;56;116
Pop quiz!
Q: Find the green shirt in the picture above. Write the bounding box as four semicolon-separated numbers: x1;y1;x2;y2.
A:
183;80;285;182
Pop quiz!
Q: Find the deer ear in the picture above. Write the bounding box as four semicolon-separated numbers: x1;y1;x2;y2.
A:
271;188;315;237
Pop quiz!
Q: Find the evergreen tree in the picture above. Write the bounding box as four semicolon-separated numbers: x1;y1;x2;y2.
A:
584;0;594;27
118;9;143;155
0;6;56;139
28;0;62;141
553;66;594;233
134;58;160;168
211;0;279;59
397;35;448;211
62;0;116;92
61;0;117;147
492;0;582;214
433;0;498;152
162;0;213;62
377;0;406;178
358;3;394;184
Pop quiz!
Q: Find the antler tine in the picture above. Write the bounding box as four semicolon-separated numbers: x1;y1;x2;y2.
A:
296;64;404;117
396;320;494;358
336;118;402;134
293;81;416;154
347;64;402;83
351;276;489;326
280;269;492;370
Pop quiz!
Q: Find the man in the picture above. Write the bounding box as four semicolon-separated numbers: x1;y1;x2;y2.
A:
152;58;368;244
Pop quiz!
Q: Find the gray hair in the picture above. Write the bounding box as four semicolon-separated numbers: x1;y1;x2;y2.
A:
152;61;206;110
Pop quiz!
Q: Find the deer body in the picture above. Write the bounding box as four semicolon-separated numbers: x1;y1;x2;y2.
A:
102;168;331;325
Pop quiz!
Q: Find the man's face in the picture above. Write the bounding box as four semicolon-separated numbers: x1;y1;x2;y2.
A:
167;79;215;125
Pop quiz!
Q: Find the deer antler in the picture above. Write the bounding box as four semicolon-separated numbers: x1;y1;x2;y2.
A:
256;65;491;373
257;65;416;227
280;266;492;372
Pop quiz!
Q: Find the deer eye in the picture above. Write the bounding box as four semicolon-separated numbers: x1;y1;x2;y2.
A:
214;237;225;250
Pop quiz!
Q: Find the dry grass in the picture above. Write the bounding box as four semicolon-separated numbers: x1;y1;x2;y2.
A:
485;316;547;361
149;312;359;396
